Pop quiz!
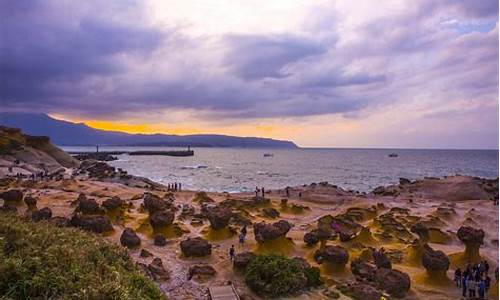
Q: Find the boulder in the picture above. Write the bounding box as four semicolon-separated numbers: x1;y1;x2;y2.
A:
180;237;212;257
262;207;280;218
140;248;153;258
207;206;232;229
375;268;411;298
351;259;377;281
147;257;169;280
233;252;256;269
314;245;349;265
188;264;216;280
143;193;169;213
154;234;167;246
422;244;449;274
120;228;141;248
410;222;429;242
70;214;113;233
76;196;101;214
149;210;174;228
457;226;485;257
0;189;23;202
253;220;291;243
102;196;124;210
339;282;382;300
303;230;320;246
373;249;392;269
31;207;52;222
24;196;37;209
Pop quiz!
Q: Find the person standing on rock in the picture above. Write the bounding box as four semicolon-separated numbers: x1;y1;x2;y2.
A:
286;187;290;197
468;275;476;298
462;274;468;298
229;245;235;261
261;187;265;197
478;278;486;299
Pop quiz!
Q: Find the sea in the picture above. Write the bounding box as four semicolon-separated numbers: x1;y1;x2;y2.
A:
61;146;499;193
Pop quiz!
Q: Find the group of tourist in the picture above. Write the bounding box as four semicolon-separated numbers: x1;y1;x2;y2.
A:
455;261;491;299
167;182;181;191
254;187;265;198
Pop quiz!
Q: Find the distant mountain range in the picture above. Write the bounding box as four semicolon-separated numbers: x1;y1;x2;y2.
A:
0;112;298;148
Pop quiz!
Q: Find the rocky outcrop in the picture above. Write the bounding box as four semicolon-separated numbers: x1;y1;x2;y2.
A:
373;249;392;269
70;214;113;233
351;259;376;281
314;245;349;265
457;226;485;258
120;228;141;248
1;189;23;203
233;252;256;270
75;195;102;215
375;268;411;298
338;282;382;300
147;257;169;280
180;237;212;257
143;193;169;213
31;207;52;222
102;196;124;210
206;206;232;229
422;244;449;275
149;210;175;229
262;207;280;218
154;234;167;246
24;195;37;209
410;222;429;242
253;220;291;243
188;264;216;280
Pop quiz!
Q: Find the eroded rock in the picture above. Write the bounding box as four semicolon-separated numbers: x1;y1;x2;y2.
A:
180;237;212;257
253;220;291;243
120;228;141;248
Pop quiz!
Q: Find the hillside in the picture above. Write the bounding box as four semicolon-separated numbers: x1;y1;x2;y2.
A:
0;113;298;148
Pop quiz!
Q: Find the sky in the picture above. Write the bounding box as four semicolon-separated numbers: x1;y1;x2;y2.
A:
1;0;498;149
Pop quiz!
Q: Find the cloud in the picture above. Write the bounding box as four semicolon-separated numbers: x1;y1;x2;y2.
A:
0;0;497;149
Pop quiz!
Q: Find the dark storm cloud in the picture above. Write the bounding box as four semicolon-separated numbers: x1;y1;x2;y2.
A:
0;0;165;105
0;0;497;123
223;34;326;80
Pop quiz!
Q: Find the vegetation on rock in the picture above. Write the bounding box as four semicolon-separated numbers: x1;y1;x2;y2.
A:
244;254;322;298
0;213;165;300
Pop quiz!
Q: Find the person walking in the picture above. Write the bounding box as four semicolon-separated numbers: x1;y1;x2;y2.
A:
229;245;235;261
239;233;245;245
462;273;468;298
478;278;486;299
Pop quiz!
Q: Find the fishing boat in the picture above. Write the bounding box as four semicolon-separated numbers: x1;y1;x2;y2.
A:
388;153;398;157
263;153;274;157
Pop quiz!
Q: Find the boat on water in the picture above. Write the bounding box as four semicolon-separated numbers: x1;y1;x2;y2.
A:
263;153;274;157
388;153;398;157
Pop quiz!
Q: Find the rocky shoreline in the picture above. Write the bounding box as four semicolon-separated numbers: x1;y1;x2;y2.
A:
0;127;498;299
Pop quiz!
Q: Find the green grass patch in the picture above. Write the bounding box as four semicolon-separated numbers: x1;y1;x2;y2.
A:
0;213;165;300
244;254;322;298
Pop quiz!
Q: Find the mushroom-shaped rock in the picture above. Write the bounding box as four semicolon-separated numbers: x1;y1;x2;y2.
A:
303;230;320;246
410;222;429;242
31;207;52;222
262;207;280;218
1;189;23;202
149;210;174;229
143;193;168;213
102;196;124;210
188;264;216;280
76;196;101;214
154;234;167;246
375;268;411;298
70;214;113;233
207;207;232;229
422;244;449;275
147;257;169;280
314;245;349;265
457;226;485;258
120;228;141;248
233;252;256;270
180;237;212;257
351;259;377;281
253;220;291;243
373;249;392;269
24;196;37;209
